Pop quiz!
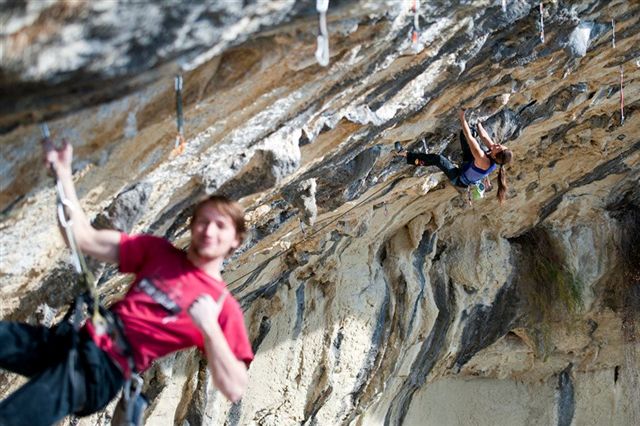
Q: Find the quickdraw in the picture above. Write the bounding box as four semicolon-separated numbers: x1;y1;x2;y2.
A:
112;373;148;426
171;74;186;156
612;19;616;48
410;0;420;45
501;0;507;13
620;66;625;125
315;0;330;66
539;2;545;44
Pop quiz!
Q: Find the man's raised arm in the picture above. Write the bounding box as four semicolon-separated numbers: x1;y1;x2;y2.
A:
43;138;120;264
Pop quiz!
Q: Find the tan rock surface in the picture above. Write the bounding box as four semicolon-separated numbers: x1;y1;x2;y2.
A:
1;1;639;425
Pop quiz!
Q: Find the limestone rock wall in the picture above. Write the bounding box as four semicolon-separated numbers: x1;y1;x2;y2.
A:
1;1;639;425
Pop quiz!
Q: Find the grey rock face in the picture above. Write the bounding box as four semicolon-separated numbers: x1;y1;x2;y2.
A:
283;178;318;227
217;133;301;199
93;181;153;233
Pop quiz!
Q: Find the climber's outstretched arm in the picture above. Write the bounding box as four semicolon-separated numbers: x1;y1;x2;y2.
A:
42;139;120;264
458;110;490;168
476;122;497;150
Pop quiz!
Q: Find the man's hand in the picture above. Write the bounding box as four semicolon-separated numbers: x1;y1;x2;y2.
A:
42;138;73;176
458;109;466;121
191;291;248;402
188;293;228;336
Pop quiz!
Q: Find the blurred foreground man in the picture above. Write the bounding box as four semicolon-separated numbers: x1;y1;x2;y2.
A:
0;138;254;426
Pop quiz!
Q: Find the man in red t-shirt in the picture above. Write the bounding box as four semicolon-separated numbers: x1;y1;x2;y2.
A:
0;139;254;426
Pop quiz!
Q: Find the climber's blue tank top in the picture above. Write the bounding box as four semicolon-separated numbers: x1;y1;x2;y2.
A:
458;160;496;186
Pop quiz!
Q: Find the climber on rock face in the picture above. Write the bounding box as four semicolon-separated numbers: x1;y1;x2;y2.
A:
0;139;254;426
395;109;513;202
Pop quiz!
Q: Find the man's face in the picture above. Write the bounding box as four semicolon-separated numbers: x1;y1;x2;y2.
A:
190;203;240;260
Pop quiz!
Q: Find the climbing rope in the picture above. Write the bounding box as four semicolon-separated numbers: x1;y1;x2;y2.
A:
40;123;106;331
171;74;186;156
539;2;545;44
620;66;625;125
315;0;330;66
410;0;420;45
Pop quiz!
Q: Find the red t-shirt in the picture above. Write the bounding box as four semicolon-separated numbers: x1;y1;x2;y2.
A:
85;233;254;375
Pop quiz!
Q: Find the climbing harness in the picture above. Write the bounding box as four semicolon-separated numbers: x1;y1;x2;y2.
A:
41;124;147;425
315;0;330;66
539;2;545;44
171;75;186;156
620;66;625;125
410;0;420;45
612;19;616;48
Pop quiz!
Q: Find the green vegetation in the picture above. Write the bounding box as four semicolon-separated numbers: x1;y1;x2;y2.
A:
515;228;584;360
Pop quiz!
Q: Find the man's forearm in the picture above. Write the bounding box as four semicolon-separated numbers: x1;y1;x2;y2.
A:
202;323;248;402
44;141;120;263
55;168;93;239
